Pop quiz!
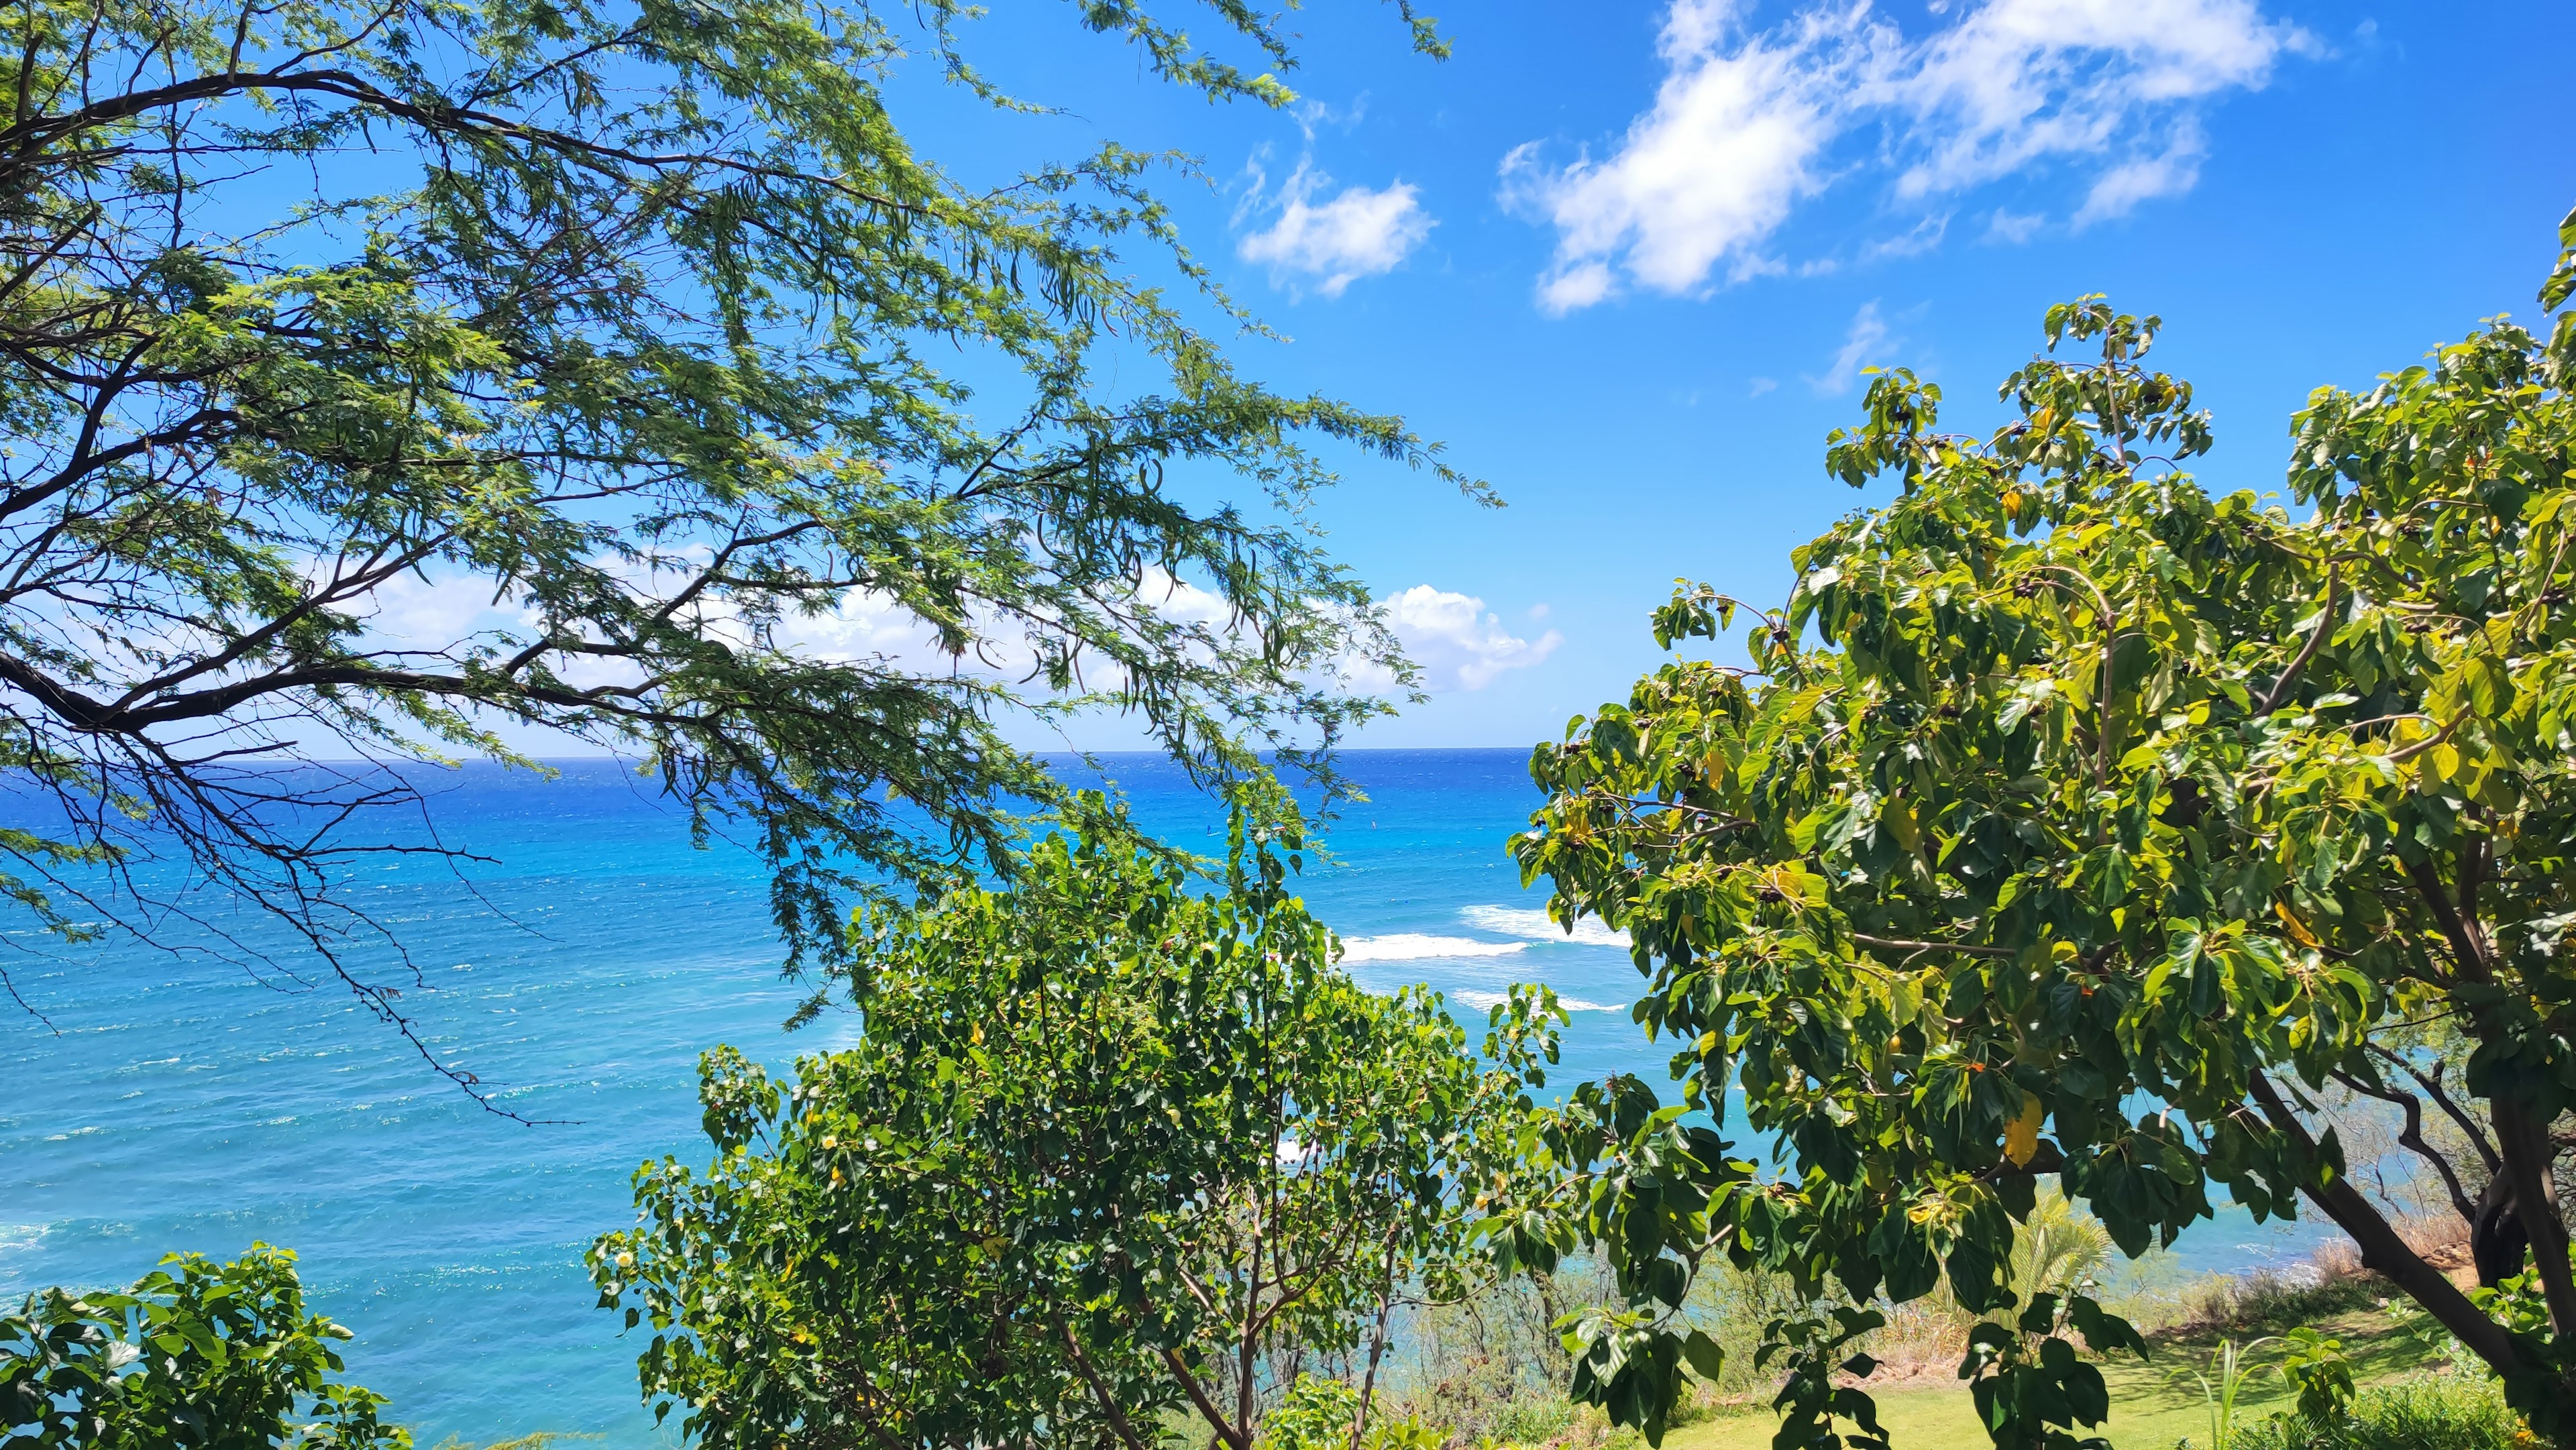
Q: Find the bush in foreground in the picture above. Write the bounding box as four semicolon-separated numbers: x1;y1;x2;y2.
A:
0;1244;405;1447
594;795;1563;1450
2233;1373;2526;1450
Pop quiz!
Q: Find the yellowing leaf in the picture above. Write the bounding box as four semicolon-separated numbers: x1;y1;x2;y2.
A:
2005;1095;2043;1167
1885;798;1923;857
2273;901;2322;950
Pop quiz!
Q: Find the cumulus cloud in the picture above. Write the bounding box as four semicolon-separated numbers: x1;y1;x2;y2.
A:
1349;586;1561;693
1512;0;2306;309
1505;1;1876;313
1237;160;1434;296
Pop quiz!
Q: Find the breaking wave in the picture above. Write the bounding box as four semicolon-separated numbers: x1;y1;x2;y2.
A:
1458;905;1630;948
1450;989;1624;1013
1336;934;1529;963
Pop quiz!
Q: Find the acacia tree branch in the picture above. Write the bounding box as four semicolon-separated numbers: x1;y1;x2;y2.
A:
103;535;450;710
0;62;942;224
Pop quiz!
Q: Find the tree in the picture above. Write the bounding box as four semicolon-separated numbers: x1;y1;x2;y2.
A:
0;0;1478;1080
1502;210;2576;1448
1;1243;408;1447
590;795;1562;1450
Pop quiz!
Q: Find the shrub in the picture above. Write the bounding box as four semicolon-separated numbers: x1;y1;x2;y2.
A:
0;1244;406;1448
1258;1376;1446;1450
2233;1373;2526;1450
594;798;1563;1450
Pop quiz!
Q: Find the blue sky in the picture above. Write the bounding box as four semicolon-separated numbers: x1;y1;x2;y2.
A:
922;0;2573;752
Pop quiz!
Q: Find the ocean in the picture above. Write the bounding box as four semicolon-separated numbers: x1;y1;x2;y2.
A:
1;750;2326;1447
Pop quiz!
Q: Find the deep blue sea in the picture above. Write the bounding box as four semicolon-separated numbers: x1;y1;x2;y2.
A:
2;750;2327;1447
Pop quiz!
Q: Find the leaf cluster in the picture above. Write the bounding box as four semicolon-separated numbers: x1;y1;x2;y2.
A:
0;1244;407;1448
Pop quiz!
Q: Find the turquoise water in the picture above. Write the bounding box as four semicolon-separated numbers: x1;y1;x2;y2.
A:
1;750;2323;1446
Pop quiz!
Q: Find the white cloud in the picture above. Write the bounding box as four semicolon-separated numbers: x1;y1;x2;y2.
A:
1807;300;1890;396
1985;208;2045;243
1862;213;1951;260
1513;0;2306;306
1505;1;1881;314
1356;585;1561;693
350;567;518;656
1238;161;1433;297
2072;117;2205;225
345;556;1243;701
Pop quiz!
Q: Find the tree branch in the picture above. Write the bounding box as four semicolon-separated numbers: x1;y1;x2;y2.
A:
1057;1315;1152;1450
2245;1068;2520;1374
2328;1068;2478;1226
2369;1042;2500;1174
1851;932;2017;961
2493;1095;2576;1335
2254;561;2340;716
1160;1345;1249;1450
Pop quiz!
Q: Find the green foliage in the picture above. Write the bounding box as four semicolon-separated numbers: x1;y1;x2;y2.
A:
2171;1330;2354;1450
2231;1373;2526;1450
0;1245;407;1448
2276;1330;2357;1426
2177;1337;2267;1450
1507;225;2576;1448
0;0;1474;1058
1257;1376;1444;1450
592;793;1563;1450
1364;1258;1603;1449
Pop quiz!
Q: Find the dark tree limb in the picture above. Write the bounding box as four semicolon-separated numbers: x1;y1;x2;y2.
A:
2371;1042;2502;1174
1056;1316;1152;1450
1159;1345;1249;1450
2255;561;2341;716
2245;1068;2521;1375
2328;1068;2479;1227
2494;1095;2576;1333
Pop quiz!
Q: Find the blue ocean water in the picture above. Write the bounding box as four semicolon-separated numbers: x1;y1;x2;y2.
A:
2;750;2326;1447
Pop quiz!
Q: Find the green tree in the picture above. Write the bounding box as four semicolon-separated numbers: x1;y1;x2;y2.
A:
1502;213;2576;1447
0;0;1476;1075
1;1243;407;1447
590;796;1562;1450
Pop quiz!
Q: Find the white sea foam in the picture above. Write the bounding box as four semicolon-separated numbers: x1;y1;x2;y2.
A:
1336;934;1528;963
0;1222;50;1270
1451;989;1623;1013
1459;905;1630;948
